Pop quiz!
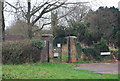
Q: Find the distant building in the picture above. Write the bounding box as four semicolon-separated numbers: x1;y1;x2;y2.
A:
118;1;120;11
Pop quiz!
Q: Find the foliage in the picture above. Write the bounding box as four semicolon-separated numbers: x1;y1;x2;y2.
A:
53;36;67;47
82;47;98;61
117;50;120;61
72;22;100;45
2;39;44;64
74;61;90;63
93;38;109;61
111;25;120;47
86;7;119;46
93;38;109;52
110;49;119;60
53;22;100;46
116;31;120;48
73;22;88;40
74;40;82;61
53;26;67;46
6;20;28;37
61;56;68;62
82;38;110;61
32;39;44;49
3;63;118;79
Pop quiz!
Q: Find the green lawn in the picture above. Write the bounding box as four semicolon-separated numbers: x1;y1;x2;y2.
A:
2;63;118;79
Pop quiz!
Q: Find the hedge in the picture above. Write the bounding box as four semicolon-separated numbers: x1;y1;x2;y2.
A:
74;40;82;61
2;39;44;64
82;38;110;61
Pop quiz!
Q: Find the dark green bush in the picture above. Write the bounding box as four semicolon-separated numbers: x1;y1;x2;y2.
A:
82;47;99;61
74;40;82;61
2;39;44;64
110;49;119;60
93;38;109;52
32;39;44;49
82;38;110;61
53;36;67;47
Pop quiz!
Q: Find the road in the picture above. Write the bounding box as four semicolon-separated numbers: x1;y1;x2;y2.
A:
74;63;119;74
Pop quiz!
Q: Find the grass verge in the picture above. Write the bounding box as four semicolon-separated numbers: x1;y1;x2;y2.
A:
2;62;118;79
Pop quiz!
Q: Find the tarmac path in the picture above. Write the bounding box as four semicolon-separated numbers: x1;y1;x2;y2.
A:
74;63;119;74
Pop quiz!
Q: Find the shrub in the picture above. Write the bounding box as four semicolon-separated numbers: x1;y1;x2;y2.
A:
110;49;119;60
82;38;110;61
74;40;82;61
93;38;109;52
32;39;44;49
53;37;67;47
82;47;98;61
2;39;44;64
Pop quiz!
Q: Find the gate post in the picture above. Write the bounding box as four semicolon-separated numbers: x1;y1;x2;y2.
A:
40;34;53;62
66;36;77;63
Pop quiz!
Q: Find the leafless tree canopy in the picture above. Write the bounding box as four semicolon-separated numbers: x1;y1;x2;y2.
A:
3;0;92;39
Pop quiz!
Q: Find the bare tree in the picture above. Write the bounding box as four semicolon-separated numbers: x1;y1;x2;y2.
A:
5;0;67;39
0;0;5;41
64;4;90;27
4;0;92;39
25;0;67;39
51;11;58;36
0;1;2;42
6;20;29;37
50;2;90;28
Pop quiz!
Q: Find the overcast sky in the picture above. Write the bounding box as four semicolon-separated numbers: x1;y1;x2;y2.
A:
6;0;120;9
5;0;120;28
100;0;119;7
70;0;120;10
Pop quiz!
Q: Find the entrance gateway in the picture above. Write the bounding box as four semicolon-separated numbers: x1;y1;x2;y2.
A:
41;34;78;63
40;34;53;62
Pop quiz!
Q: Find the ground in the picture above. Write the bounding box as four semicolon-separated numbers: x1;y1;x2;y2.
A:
74;62;119;74
2;62;118;79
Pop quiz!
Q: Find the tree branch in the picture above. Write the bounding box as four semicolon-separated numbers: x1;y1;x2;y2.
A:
5;1;18;10
30;2;48;16
65;2;89;5
31;9;46;25
57;6;77;20
33;22;51;32
44;2;65;13
31;1;60;25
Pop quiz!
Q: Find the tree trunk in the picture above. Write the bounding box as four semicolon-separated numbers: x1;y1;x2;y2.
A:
0;1;5;42
51;11;58;36
27;0;32;39
0;1;2;42
2;1;5;41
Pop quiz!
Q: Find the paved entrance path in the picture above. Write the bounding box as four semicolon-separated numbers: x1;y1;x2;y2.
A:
74;63;119;74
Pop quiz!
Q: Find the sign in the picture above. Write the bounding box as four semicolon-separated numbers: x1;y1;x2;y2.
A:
57;43;61;48
100;52;111;55
54;53;59;57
